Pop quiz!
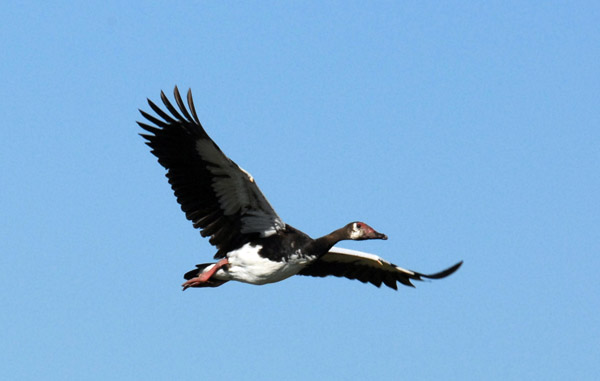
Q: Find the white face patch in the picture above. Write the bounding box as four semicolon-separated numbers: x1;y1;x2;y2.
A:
350;222;363;240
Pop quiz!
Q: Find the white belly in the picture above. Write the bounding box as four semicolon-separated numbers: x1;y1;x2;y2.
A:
213;243;312;285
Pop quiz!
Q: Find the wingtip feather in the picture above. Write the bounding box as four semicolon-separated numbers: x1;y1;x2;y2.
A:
422;260;463;280
187;88;202;125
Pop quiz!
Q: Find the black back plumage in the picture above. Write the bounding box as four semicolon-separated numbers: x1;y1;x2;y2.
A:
138;87;284;258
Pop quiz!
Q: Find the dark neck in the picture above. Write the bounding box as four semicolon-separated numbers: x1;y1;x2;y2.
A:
308;227;348;255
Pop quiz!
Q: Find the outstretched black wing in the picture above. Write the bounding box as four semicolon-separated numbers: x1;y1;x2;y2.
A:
298;247;462;290
139;87;285;258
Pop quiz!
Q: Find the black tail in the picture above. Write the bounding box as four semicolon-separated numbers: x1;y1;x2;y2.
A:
183;263;228;288
184;263;213;280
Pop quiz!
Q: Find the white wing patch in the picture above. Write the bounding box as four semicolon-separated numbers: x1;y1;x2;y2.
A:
238;166;254;182
240;210;283;237
328;246;416;276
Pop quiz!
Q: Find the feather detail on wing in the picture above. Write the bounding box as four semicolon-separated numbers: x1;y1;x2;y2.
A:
138;87;285;258
298;247;462;290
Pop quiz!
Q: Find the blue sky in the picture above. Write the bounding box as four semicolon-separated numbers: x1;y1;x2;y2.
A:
1;1;598;380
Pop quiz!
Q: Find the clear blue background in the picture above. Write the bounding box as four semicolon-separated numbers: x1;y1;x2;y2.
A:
2;1;598;380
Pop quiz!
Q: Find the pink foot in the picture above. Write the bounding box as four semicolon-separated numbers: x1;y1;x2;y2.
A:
182;258;229;291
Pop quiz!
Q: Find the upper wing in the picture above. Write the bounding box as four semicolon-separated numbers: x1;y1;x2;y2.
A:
138;87;285;258
298;247;462;290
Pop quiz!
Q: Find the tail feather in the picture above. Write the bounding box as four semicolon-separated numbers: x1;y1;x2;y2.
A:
183;263;228;288
184;263;213;280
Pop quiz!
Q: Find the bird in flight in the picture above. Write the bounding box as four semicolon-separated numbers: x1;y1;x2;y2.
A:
139;87;462;291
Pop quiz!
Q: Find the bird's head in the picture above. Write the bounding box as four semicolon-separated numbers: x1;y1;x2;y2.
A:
346;222;388;241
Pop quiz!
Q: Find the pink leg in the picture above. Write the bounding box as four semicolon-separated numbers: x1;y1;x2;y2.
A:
182;258;229;291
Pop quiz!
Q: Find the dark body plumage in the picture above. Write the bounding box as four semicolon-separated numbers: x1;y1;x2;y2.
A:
139;87;462;290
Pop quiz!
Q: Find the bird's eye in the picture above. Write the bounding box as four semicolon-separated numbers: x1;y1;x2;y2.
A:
356;223;362;229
